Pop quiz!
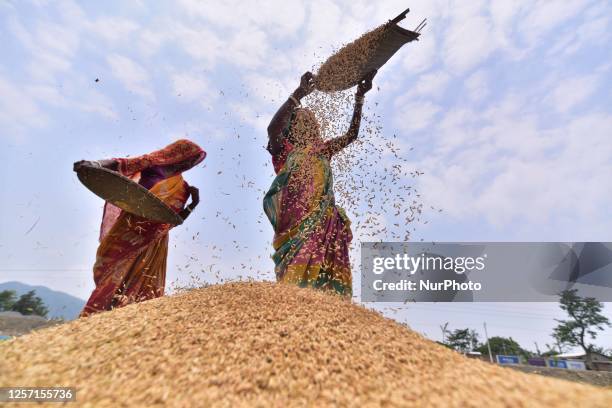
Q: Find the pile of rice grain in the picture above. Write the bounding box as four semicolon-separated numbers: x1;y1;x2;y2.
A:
1;282;610;407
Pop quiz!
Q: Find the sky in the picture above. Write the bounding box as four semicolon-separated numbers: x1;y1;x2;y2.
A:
0;0;611;353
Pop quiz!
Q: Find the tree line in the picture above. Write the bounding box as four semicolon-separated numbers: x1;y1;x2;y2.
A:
0;290;48;317
438;289;611;369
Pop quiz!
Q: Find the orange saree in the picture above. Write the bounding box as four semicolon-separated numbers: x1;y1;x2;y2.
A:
80;139;205;317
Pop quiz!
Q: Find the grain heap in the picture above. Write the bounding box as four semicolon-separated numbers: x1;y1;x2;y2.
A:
2;282;611;407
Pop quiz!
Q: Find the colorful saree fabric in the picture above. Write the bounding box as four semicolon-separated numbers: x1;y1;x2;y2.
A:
263;146;353;296
81;139;205;317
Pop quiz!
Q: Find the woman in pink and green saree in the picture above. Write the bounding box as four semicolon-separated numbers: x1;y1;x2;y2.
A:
264;71;376;297
74;139;206;317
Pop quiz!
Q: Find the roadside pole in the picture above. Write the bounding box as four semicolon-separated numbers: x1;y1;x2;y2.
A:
483;322;493;363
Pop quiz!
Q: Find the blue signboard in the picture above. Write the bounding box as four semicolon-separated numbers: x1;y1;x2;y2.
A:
496;355;520;365
547;359;568;369
566;360;586;370
527;358;547;367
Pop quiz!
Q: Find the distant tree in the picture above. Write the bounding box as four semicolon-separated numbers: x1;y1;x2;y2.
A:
552;289;611;369
541;345;561;357
0;290;18;311
446;328;479;353
11;290;48;318
476;336;532;359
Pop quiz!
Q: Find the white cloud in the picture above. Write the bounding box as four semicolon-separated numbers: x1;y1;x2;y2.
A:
0;76;48;139
89;17;139;43
229;102;268;131
21;79;118;126
443;15;495;73
171;23;224;67
177;0;306;37
409;98;612;235
520;0;591;46
547;7;611;58
25;84;68;107
171;72;217;107
488;0;530;52
137;29;168;57
55;0;88;25
35;22;80;56
173;0;306;69
6;18;74;81
463;70;489;102
106;54;154;99
434;108;478;154
549;74;599;113
400;31;436;74
28;52;73;82
243;72;293;107
226;28;269;69
489;0;526;31
76;88;119;120
412;70;451;99
394;101;441;132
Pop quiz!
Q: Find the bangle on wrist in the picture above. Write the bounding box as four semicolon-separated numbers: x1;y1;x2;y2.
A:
289;95;301;107
355;94;365;104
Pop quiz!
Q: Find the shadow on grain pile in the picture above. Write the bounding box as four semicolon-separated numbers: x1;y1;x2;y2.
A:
1;282;611;407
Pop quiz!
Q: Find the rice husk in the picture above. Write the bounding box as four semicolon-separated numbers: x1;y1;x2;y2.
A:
1;282;610;407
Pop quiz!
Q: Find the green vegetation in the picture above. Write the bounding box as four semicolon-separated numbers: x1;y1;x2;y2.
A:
443;328;480;353
553;289;611;369
0;290;18;311
475;336;532;360
0;289;48;318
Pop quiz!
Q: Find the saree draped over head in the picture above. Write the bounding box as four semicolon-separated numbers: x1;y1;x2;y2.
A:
263;145;353;296
81;139;206;317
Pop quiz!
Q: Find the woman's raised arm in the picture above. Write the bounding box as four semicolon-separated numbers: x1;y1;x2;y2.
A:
267;72;315;155
323;70;376;158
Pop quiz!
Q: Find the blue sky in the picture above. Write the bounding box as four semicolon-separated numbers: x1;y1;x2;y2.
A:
1;0;611;352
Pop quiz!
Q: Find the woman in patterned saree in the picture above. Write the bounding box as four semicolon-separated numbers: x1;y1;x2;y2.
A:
74;139;206;317
264;70;376;296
